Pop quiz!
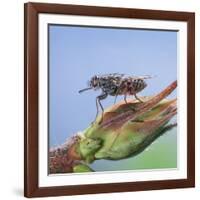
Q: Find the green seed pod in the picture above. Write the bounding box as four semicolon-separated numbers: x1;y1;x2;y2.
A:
73;163;94;173
78;81;177;162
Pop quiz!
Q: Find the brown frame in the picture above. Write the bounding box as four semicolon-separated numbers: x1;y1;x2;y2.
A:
24;2;195;198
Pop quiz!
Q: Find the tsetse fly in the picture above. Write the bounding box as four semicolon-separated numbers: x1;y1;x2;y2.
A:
79;73;153;123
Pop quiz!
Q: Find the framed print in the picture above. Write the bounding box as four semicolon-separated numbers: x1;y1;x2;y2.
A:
24;2;195;197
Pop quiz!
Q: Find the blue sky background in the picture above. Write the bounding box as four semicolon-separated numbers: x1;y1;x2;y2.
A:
49;25;177;148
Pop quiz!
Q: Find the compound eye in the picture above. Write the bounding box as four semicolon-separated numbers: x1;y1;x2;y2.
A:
93;76;99;87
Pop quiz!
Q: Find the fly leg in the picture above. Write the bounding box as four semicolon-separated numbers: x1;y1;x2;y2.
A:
93;97;99;124
134;93;144;103
124;94;136;112
114;95;118;104
113;87;120;104
93;93;108;124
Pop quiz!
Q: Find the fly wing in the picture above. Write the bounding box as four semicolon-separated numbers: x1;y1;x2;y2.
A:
128;75;155;80
100;73;125;79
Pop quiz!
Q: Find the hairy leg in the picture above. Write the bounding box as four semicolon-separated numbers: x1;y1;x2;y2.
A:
94;93;108;124
134;93;144;103
124;95;136;112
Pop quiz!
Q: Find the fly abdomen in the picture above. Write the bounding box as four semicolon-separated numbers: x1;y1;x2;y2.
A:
132;79;147;94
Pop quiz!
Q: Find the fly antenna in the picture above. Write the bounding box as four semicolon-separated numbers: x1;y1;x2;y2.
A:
78;87;93;93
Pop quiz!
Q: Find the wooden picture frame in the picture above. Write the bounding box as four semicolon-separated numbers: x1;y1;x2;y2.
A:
24;2;195;198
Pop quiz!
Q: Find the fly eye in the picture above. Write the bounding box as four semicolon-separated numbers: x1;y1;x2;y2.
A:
91;76;99;86
93;76;98;81
91;76;95;82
